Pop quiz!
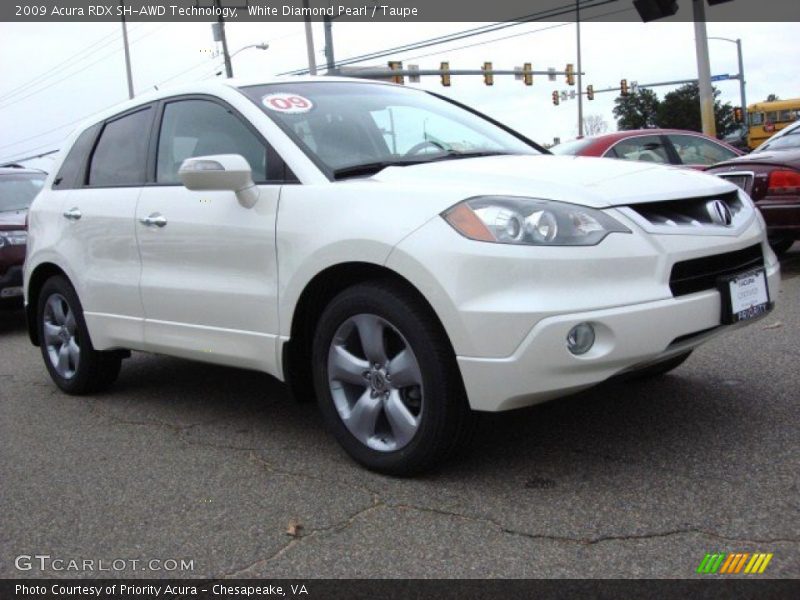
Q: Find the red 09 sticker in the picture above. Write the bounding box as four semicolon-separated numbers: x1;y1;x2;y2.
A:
261;93;314;114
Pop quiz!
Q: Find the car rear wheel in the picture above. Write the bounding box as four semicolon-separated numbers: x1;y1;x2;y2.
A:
37;275;122;394
312;280;474;475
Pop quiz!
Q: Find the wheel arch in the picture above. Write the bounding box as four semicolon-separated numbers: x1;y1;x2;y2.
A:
25;262;72;346
282;261;458;402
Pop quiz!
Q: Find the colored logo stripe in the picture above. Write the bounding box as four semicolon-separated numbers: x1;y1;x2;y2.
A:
697;553;773;574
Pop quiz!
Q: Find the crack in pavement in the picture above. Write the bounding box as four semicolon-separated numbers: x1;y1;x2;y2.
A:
389;503;800;547
221;499;385;578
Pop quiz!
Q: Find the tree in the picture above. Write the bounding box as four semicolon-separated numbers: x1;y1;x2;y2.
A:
656;83;736;137
582;114;609;136
612;88;660;130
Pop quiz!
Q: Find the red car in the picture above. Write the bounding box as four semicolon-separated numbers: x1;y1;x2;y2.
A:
552;129;743;169
0;165;46;308
706;120;800;255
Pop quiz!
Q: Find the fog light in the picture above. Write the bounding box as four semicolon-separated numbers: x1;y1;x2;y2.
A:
567;322;595;355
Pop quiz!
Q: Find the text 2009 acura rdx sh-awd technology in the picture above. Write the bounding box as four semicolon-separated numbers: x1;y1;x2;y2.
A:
24;79;779;474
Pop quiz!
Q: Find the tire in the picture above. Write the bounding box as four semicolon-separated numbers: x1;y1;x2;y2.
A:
768;237;795;257
312;280;474;475
628;350;692;380
37;275;122;394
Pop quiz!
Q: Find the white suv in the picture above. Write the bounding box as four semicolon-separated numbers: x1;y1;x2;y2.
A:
25;78;780;474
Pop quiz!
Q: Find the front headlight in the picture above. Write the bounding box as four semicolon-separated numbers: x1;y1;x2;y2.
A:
442;196;630;246
0;230;28;247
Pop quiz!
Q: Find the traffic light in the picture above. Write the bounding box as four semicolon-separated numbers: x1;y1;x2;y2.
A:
734;106;743;123
522;63;532;86
440;61;451;87
482;62;493;86
387;61;404;84
566;63;575;86
587;85;594;100
633;0;678;22
552;91;560;106
620;78;629;96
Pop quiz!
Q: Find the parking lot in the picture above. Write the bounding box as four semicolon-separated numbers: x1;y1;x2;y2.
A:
1;248;798;579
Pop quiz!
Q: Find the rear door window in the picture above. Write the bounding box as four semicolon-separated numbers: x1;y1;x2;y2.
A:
667;134;738;166
605;135;671;164
88;108;153;187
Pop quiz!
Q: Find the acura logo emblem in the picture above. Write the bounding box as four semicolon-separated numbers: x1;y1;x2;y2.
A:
706;199;733;226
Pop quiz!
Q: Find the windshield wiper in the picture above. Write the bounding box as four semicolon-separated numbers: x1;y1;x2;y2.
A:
331;151;518;180
332;160;427;180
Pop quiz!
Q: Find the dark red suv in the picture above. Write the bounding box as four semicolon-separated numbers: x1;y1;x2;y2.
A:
0;165;46;308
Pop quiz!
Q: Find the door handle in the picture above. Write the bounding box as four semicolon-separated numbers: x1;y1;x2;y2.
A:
139;213;167;228
62;207;82;221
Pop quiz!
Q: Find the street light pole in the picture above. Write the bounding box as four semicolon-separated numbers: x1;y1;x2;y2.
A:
693;0;716;137
576;0;584;137
708;36;747;125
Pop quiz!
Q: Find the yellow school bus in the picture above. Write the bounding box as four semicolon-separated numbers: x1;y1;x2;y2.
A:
747;98;800;149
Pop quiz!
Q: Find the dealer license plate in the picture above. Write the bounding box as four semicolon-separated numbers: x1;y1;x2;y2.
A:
719;268;770;324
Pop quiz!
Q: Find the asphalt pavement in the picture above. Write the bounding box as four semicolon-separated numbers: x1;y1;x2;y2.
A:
1;247;799;579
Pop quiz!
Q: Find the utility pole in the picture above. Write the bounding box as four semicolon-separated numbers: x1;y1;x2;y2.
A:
735;38;747;123
575;0;583;137
323;14;335;72
215;0;233;78
302;0;317;75
119;0;134;99
693;0;716;137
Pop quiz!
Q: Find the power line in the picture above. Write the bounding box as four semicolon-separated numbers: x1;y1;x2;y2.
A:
280;0;618;75
0;145;61;166
0;24;167;112
397;6;634;64
0;25;140;104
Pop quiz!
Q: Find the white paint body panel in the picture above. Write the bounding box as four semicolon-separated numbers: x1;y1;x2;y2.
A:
24;78;779;412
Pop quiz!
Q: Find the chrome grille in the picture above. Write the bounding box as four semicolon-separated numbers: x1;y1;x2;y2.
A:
628;191;743;228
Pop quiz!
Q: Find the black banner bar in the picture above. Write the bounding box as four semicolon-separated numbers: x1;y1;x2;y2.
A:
2;579;800;600
2;0;798;22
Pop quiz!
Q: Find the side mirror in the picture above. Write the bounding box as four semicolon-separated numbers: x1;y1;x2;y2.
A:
178;154;260;208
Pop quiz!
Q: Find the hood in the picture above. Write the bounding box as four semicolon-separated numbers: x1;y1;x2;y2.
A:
367;154;736;208
0;209;27;230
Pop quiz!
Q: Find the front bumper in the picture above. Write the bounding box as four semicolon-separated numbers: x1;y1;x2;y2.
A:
388;204;779;412
458;258;779;411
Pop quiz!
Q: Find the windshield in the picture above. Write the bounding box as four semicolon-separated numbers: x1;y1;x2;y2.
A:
550;138;595;155
756;123;800;152
0;173;45;212
241;82;538;178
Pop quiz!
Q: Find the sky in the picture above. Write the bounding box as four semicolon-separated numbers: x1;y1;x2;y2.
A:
1;18;799;171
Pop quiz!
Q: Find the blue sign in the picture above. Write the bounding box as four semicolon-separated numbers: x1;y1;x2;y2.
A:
710;74;731;82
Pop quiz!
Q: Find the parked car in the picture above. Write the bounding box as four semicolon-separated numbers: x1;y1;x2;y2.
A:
706;120;800;255
24;78;779;474
552;129;743;169
0;164;45;308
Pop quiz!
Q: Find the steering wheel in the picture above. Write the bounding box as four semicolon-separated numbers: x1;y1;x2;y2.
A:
404;140;448;156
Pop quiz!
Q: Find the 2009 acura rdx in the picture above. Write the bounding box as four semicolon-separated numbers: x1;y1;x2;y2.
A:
24;78;780;473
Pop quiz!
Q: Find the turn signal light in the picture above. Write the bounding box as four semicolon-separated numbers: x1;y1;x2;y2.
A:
767;170;800;195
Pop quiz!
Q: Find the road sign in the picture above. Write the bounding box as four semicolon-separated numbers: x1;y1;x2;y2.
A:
408;64;420;83
631;80;639;93
710;74;730;82
548;68;557;82
514;66;523;81
560;91;568;101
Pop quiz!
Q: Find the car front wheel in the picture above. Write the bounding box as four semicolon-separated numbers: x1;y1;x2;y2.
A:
37;275;122;394
312;280;473;475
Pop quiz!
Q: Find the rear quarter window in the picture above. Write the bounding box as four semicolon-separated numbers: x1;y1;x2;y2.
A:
52;123;101;190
